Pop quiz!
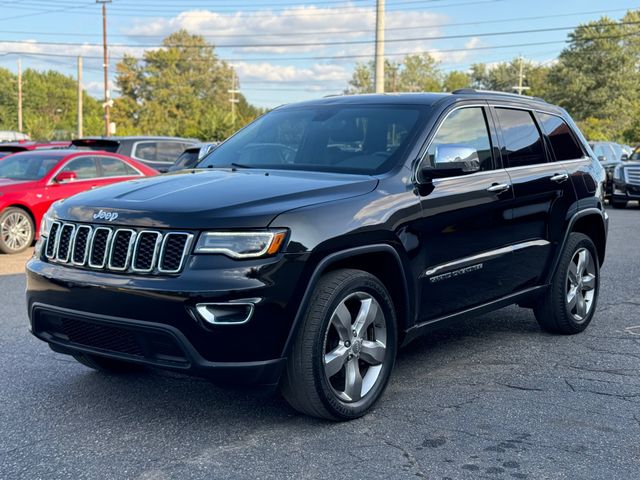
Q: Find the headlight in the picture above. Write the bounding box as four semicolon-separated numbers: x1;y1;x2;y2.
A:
194;230;288;258
39;206;56;238
613;165;623;181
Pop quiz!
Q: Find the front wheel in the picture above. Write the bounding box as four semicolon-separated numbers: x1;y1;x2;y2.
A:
0;207;34;254
281;269;397;421
534;233;600;334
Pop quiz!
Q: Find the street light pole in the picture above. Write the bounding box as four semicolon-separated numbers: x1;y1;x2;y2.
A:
374;0;385;93
97;0;111;136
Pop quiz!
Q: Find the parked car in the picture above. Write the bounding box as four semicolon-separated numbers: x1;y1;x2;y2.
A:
611;153;640;208
27;91;607;420
0;150;157;254
167;142;218;172
0;131;29;142
0;141;71;159
72;137;198;173
589;141;628;199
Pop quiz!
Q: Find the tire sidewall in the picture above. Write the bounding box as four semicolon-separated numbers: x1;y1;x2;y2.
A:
0;207;34;254
557;234;600;332
311;273;397;419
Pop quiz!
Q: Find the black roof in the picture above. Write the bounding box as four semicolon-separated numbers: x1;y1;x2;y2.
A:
73;136;199;143
278;90;558;112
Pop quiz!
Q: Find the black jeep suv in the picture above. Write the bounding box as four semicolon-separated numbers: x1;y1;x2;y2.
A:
27;91;607;420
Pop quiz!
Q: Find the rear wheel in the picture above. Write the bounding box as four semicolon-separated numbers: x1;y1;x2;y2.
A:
0;207;34;254
534;233;599;334
281;269;397;421
72;353;145;374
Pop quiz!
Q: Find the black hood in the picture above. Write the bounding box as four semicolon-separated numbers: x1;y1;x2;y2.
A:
54;168;378;229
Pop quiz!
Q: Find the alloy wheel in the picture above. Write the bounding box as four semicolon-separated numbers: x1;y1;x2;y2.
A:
566;248;596;323
1;211;32;252
323;291;387;402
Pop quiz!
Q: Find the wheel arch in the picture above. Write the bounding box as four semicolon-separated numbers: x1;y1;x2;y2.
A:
2;203;37;231
281;244;413;357
546;208;607;283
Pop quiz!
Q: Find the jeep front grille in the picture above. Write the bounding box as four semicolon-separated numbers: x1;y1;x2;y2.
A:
45;222;193;275
625;166;640;186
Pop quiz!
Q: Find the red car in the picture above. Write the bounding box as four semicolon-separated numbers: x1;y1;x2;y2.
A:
0;150;157;254
0;141;71;159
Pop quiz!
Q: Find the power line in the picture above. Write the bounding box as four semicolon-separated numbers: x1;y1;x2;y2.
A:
0;6;635;39
2;20;640;51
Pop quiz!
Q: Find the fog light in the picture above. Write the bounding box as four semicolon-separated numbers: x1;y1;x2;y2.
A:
195;302;256;325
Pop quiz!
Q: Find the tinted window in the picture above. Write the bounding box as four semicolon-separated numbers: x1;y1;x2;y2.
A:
134;141;188;163
173;150;200;169
538;113;583;161
425;107;493;171
0;153;62;180
61;157;99;180
495;108;546;167
99;157;139;177
199;106;426;175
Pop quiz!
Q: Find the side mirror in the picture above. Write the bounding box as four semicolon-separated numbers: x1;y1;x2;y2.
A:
54;171;77;183
597;155;606;162
621;154;629;161
421;144;481;180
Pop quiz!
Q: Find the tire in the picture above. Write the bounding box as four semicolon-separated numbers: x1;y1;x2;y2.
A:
72;353;145;374
0;207;34;254
611;200;627;209
534;233;600;334
281;269;397;421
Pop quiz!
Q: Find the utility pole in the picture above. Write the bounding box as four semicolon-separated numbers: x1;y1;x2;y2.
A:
97;0;112;136
228;70;240;128
77;56;83;138
374;0;385;93
513;56;530;95
17;59;22;133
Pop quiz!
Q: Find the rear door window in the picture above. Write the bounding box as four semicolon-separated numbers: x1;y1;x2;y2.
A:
98;156;140;177
537;113;584;161
495;108;547;168
134;141;188;163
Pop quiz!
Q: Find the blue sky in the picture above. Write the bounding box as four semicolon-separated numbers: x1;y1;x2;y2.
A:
0;0;637;109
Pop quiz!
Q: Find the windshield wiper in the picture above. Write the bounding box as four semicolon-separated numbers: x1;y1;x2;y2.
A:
230;162;255;169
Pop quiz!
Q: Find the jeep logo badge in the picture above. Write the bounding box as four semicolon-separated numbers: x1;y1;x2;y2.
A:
93;210;119;222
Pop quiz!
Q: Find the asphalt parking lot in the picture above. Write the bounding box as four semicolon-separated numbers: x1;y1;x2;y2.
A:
0;205;638;480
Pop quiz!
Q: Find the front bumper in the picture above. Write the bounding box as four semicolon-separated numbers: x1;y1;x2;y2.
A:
26;250;308;385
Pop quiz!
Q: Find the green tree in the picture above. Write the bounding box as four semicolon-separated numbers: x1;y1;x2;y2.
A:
113;30;261;140
545;11;640;142
0;67;102;140
470;58;550;97
442;70;471;91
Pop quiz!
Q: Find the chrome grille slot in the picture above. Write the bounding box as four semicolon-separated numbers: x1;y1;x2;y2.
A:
71;226;92;265
88;227;112;268
42;222;192;275
108;229;136;271
625;167;640;186
45;222;61;259
132;231;161;272
56;224;75;262
158;233;192;273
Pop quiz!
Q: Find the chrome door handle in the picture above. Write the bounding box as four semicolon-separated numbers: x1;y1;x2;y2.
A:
550;173;569;183
487;183;510;193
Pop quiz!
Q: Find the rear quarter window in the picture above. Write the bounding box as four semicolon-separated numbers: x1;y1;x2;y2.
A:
538;113;584;161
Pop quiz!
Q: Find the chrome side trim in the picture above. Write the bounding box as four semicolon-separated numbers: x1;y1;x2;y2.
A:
107;229;137;271
131;230;162;273
55;223;76;263
71;225;93;266
422;240;550;278
88;227;114;269
157;233;194;274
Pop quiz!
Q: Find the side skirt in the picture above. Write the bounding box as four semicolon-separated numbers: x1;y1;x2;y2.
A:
401;285;548;346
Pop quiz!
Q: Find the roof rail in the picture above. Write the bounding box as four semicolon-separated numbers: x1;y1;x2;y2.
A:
452;88;546;103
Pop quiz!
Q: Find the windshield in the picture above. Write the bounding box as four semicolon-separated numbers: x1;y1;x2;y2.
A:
631;148;640;161
198;105;427;174
0;153;62;180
